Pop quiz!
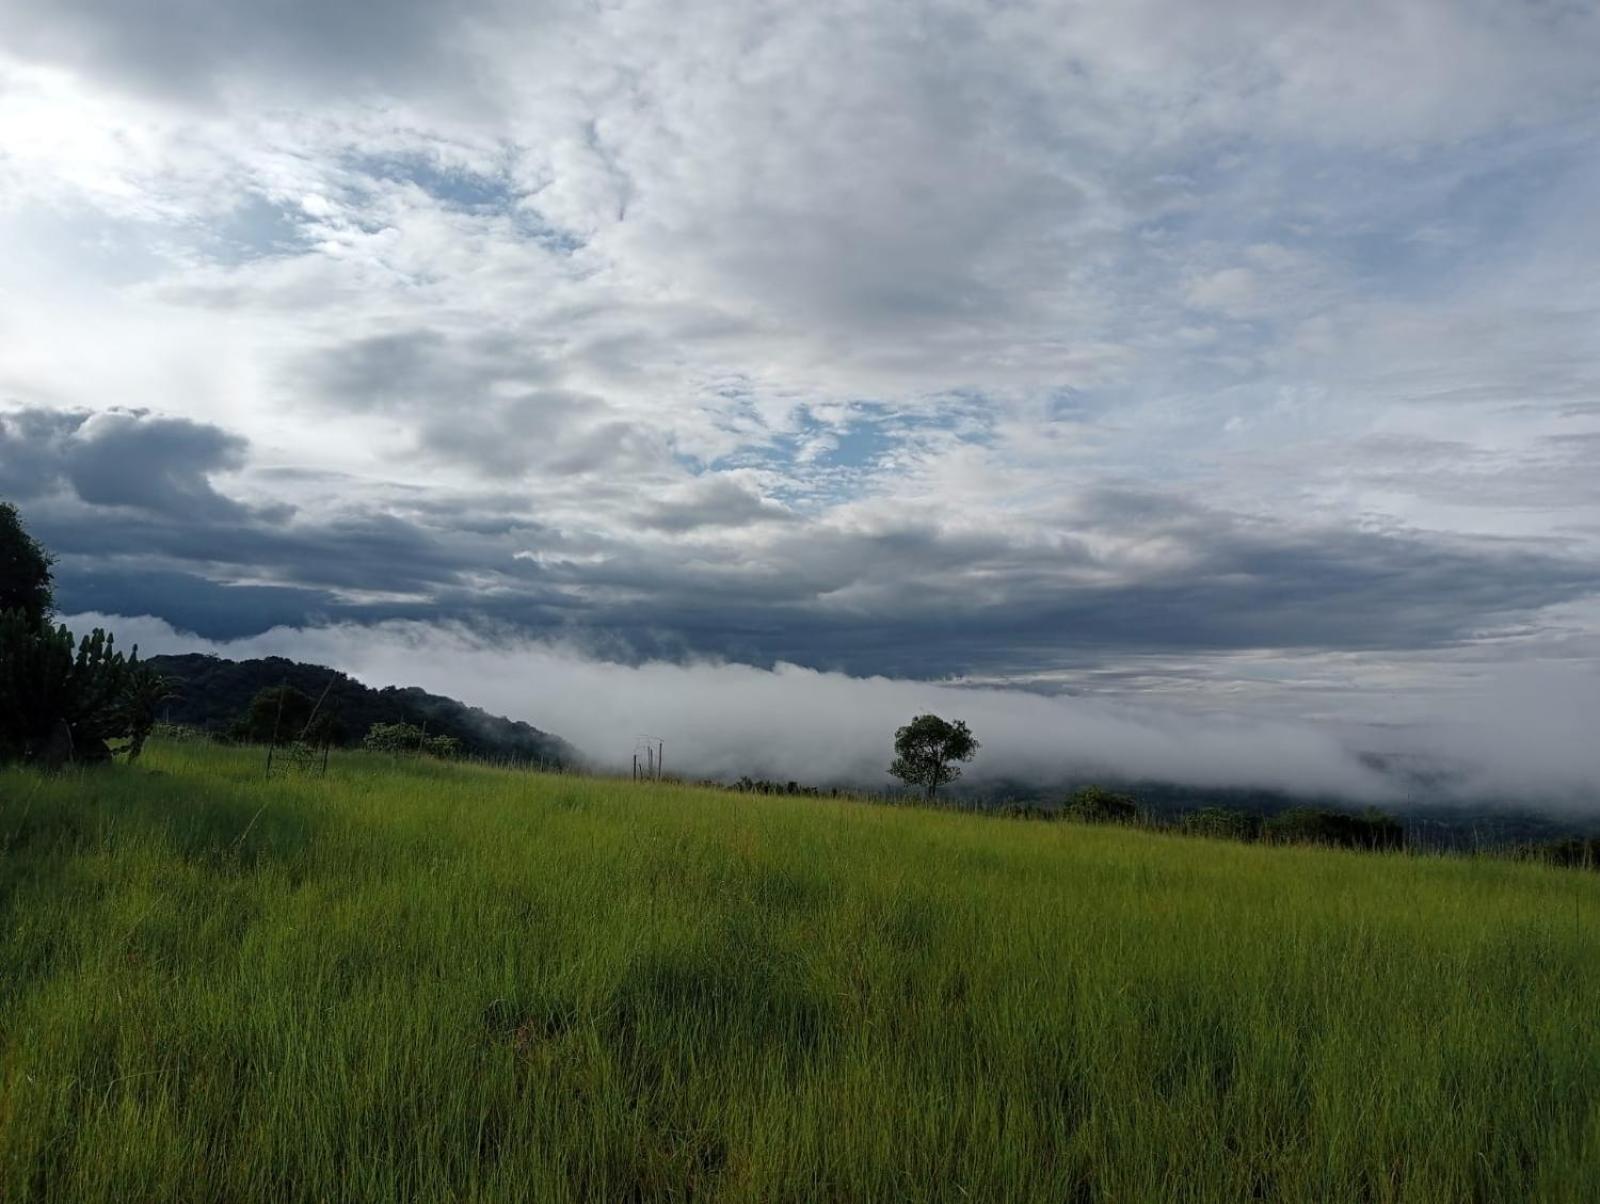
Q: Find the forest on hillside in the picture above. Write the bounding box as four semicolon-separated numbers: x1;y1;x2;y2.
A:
147;653;576;767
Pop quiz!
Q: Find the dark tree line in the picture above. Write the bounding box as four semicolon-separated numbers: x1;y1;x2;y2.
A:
220;682;463;761
151;655;572;766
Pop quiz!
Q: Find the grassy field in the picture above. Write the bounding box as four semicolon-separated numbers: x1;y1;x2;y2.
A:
3;741;1599;1202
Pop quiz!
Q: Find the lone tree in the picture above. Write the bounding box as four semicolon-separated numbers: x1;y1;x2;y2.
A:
231;684;341;747
889;713;978;802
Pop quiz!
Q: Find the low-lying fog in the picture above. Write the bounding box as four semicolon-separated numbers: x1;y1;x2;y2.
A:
74;613;1600;808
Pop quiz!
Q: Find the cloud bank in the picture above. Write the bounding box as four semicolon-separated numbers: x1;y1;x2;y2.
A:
70;613;1600;806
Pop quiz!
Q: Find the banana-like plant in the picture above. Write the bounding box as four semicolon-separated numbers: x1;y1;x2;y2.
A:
119;663;177;763
0;611;154;765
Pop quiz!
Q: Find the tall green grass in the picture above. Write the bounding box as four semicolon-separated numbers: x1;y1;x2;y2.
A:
3;741;1598;1202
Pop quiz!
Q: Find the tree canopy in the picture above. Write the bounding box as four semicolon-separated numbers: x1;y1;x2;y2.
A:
0;504;172;766
147;653;573;765
230;684;342;746
889;713;979;802
0;616;141;765
0;501;54;624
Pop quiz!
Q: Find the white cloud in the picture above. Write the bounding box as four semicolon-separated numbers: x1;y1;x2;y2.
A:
4;0;1600;732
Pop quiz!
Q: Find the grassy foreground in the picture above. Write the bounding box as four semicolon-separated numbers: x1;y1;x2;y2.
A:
3;743;1599;1202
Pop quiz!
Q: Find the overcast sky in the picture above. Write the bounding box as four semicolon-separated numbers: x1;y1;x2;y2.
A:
3;1;1600;782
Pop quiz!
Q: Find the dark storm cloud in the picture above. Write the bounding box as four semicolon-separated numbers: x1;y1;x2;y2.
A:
39;506;1600;674
22;484;579;622
0;407;260;522
58;568;340;640
0;408;81;498
10;404;1599;677
40;509;482;596
470;503;1600;679
1;406;568;631
66;413;256;520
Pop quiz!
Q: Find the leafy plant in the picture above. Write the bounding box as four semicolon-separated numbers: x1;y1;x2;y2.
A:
0;501;54;625
0;504;160;767
1264;806;1404;850
363;721;461;759
230;684;342;746
1061;784;1140;824
0;614;139;765
1180;805;1262;841
118;664;177;763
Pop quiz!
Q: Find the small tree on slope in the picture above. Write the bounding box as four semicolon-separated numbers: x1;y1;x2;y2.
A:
889;713;979;803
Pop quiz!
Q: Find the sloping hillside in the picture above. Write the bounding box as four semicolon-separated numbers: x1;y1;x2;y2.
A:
146;652;577;766
3;741;1598;1202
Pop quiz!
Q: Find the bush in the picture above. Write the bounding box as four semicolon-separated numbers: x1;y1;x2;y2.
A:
1181;806;1262;841
732;776;822;797
1264;807;1404;851
363;721;461;759
119;663;176;763
997;802;1056;820
1523;837;1600;871
230;685;342;746
1062;785;1139;824
0;614;143;765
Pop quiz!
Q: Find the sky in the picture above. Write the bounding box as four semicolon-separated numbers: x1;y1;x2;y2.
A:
3;1;1600;792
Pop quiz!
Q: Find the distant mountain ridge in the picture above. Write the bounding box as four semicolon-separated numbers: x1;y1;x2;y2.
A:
147;653;578;768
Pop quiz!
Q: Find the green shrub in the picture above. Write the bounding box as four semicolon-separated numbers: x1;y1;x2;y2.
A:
363;721;461;759
1181;806;1262;841
0;613;143;765
119;663;176;763
230;684;342;745
1522;837;1600;870
1264;806;1404;850
1062;784;1139;823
